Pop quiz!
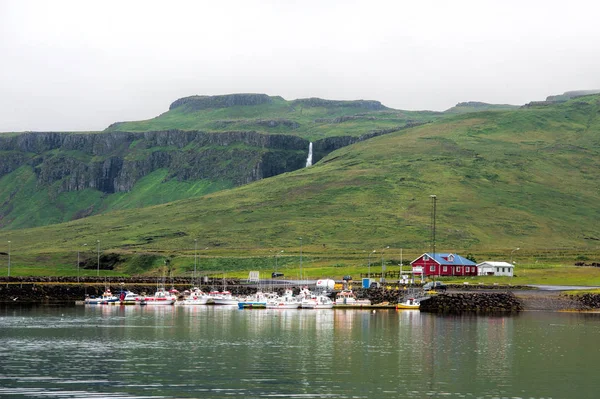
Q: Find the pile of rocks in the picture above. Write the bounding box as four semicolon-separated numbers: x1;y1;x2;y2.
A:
568;293;600;309
420;292;523;313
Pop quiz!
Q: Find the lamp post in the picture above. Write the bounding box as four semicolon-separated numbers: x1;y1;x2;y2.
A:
194;239;198;284
96;240;100;277
381;246;389;283
7;240;11;277
77;243;87;283
510;247;520;265
368;250;376;280
299;237;303;281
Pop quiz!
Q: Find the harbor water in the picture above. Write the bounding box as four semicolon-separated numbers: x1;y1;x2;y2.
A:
1;305;599;398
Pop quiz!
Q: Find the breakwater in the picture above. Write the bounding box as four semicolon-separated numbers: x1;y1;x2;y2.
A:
419;292;523;313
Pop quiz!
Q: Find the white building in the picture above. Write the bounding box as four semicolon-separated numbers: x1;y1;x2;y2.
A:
476;261;514;277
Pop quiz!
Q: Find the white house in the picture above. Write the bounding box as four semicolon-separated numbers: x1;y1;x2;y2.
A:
476;261;514;277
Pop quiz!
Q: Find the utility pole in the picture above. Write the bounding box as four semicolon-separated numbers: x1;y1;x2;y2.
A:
430;195;437;277
96;240;100;277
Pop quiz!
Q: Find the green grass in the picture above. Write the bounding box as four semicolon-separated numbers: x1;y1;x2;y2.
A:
105;95;443;140
1;95;600;279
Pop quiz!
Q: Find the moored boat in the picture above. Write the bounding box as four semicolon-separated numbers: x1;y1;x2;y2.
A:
301;293;334;309
142;287;177;305
85;289;119;305
117;291;145;305
334;290;371;306
396;298;420;310
178;287;210;305
266;289;301;309
210;290;239;306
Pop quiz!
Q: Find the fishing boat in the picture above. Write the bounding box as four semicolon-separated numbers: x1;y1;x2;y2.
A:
117;291;145;305
210;290;239;306
178;287;210;305
301;293;334;309
266;289;302;309
334;290;371;306
141;287;177;305
396;298;420;310
84;289;119;305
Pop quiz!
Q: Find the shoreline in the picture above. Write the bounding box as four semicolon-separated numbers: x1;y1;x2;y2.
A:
1;278;599;312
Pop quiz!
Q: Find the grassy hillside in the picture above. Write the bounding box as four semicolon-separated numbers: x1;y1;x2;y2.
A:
105;94;443;140
1;95;599;277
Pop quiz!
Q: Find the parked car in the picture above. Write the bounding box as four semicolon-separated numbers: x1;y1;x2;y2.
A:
343;275;353;281
423;281;447;291
271;272;284;278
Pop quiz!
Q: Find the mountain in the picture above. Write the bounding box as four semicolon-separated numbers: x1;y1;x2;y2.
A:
0;94;442;229
1;94;598;275
444;101;518;114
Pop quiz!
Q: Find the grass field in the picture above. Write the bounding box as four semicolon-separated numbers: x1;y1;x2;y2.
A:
1;95;599;279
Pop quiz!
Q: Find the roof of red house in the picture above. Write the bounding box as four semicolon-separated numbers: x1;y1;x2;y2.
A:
412;253;476;266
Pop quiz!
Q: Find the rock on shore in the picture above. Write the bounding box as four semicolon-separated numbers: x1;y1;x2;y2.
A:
419;292;523;313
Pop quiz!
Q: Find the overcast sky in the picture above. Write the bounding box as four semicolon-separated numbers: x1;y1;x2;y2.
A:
1;0;599;132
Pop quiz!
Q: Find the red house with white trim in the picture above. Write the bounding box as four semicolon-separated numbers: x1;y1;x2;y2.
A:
411;253;477;277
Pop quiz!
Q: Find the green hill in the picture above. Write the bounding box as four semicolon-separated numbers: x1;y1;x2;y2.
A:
105;93;442;140
0;94;446;230
1;94;599;276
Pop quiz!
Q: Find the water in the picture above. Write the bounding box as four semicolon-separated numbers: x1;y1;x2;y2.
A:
1;306;599;399
306;142;313;167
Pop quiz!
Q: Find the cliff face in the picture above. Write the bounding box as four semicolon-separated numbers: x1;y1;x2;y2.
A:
0;130;309;195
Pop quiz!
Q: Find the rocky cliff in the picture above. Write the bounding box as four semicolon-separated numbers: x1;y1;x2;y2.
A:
0;130;309;195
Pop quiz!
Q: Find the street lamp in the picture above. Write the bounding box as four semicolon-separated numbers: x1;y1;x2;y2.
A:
299;237;303;281
77;243;87;283
7;240;11;277
194;239;198;283
511;247;520;265
368;250;376;280
381;246;389;283
96;240;100;277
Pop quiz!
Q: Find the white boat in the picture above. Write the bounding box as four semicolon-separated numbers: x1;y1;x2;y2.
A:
178;287;210;305
85;289;119;305
142;287;177;305
334;290;371;306
209;290;239;306
117;291;145;305
266;289;301;309
300;290;334;309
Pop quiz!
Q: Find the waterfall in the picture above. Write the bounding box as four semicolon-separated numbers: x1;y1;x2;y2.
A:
305;142;313;167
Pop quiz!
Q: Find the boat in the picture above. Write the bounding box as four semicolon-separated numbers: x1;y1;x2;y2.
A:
396;298;420;310
117;290;145;305
209;290;239;306
141;287;177;305
334;290;371;306
84;289;119;305
266;289;302;309
178;287;210;305
300;291;334;309
238;291;269;309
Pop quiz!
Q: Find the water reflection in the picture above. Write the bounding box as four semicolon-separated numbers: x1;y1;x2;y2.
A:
1;306;600;398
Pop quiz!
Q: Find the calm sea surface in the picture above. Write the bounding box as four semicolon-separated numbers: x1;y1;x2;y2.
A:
1;305;599;399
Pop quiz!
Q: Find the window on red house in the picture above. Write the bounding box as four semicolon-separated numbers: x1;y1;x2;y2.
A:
429;266;435;272
457;267;461;272
466;267;470;272
443;266;447;272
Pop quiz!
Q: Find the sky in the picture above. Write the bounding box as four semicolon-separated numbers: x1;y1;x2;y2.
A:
1;0;600;132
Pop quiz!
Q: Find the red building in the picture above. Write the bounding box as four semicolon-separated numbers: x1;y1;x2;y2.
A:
411;253;477;277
